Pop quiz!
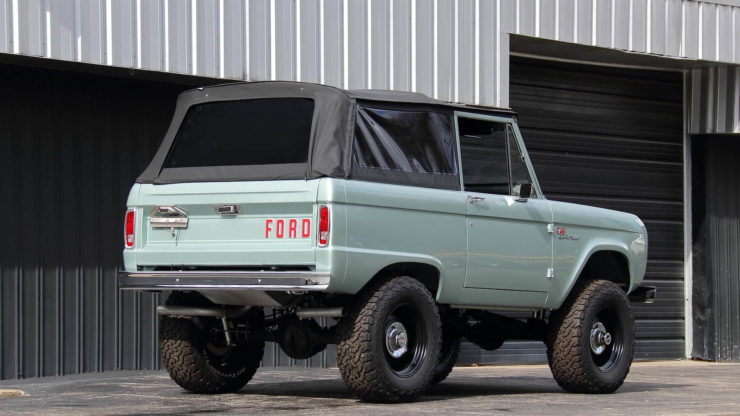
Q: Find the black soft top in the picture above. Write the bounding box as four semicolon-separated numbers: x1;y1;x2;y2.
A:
137;81;515;185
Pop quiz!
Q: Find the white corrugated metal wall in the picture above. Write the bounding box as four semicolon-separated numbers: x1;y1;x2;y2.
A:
0;0;739;132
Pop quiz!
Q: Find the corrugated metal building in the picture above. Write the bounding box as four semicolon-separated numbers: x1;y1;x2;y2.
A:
1;0;739;379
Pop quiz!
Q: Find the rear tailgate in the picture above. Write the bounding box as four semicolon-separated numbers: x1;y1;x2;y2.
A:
129;180;319;268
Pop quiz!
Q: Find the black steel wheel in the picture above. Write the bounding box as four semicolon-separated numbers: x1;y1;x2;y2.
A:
547;279;634;394
160;305;265;394
336;276;441;403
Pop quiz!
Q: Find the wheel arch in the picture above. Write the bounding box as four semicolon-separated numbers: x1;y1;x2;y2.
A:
360;262;442;299
548;245;633;310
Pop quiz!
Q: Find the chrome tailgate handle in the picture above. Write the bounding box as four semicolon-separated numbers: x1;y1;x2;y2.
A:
150;205;189;228
215;204;241;215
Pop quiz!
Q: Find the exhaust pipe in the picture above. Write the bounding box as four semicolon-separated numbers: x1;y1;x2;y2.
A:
156;305;251;318
296;307;346;319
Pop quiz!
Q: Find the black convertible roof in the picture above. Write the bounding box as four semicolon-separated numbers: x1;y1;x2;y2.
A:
137;81;515;185
186;81;516;113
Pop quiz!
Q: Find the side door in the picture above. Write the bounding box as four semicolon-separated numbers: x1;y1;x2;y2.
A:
457;113;553;300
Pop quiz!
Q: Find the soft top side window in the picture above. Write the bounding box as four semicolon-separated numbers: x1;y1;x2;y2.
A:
458;116;535;197
353;106;457;175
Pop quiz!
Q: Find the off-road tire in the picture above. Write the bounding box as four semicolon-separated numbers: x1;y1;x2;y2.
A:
336;276;441;403
160;309;265;394
547;279;634;394
431;327;461;385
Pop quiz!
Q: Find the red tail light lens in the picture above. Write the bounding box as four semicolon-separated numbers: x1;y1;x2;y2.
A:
318;205;330;247
124;209;135;248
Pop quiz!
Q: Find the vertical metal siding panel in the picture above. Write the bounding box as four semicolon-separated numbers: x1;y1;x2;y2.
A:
705;137;740;361
614;0;630;49
717;5;733;62
558;0;576;42
576;0;593;44
195;0;219;77
391;0;411;91
518;0;535;36
274;0;295;81
666;0;682;57
347;0;368;89
18;0;43;57
651;0;667;55
735;8;740;63
79;0;106;65
222;0;245;79
414;0;433;97
632;0;648;52
500;0;516;108
166;0;192;74
715;67;728;131
701;3;717;61
139;0;164;71
370;0;390;89
299;0;320;83
683;1;700;59
539;0;556;39
457;0;475;103
479;0;496;105
248;0;270;80
110;0;135;67
595;0;612;47
436;0;454;101
690;67;740;134
322;0;342;87
0;0;10;52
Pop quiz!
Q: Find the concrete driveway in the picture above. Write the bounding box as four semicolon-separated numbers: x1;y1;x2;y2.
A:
0;361;738;415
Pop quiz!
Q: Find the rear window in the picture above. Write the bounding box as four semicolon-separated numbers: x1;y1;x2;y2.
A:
165;98;314;168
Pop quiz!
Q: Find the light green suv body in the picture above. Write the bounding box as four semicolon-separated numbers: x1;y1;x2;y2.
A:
124;174;647;310
120;81;650;402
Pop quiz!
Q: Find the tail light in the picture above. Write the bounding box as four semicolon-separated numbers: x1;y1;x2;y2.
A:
124;209;135;248
318;205;330;247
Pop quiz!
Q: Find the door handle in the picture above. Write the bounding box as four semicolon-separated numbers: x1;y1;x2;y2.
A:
467;196;486;203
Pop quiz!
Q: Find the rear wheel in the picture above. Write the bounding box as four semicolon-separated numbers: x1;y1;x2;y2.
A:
547;279;634;394
336;276;441;403
431;323;461;385
160;307;265;394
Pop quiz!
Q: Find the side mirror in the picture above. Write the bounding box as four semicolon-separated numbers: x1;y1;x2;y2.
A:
516;182;532;202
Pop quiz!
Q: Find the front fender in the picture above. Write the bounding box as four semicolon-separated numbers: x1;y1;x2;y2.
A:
546;238;644;309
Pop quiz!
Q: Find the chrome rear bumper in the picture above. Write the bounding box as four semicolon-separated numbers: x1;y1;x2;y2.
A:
118;270;330;292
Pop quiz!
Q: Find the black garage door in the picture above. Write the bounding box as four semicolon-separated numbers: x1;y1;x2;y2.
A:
0;62;195;379
460;57;685;364
0;62;333;381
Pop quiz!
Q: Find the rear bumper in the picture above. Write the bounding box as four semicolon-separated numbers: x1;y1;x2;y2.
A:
118;270;330;292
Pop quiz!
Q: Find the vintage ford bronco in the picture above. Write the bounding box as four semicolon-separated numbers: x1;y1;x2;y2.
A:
120;81;654;402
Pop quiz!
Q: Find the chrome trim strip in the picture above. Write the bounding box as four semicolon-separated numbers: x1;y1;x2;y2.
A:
126;270;326;279
118;271;330;292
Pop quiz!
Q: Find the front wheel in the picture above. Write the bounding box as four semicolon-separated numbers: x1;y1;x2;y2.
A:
547;279;634;394
336;276;441;403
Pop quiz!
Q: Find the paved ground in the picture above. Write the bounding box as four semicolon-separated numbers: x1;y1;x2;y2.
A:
0;361;739;415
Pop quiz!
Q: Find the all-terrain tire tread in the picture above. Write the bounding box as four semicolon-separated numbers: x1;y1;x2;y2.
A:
336;276;440;403
160;315;264;394
547;279;634;394
431;336;461;385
